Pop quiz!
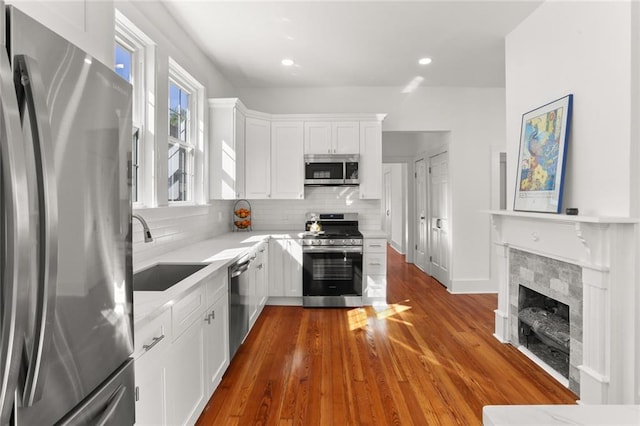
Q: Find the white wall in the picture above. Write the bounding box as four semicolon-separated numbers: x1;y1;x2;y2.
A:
111;1;239;262
238;86;505;292
506;0;635;216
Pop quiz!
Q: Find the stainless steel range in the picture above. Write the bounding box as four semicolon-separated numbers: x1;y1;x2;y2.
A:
302;213;363;307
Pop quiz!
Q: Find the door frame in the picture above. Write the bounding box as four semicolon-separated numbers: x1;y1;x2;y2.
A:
413;156;429;273
427;150;451;288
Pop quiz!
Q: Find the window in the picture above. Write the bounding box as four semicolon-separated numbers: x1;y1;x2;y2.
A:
115;10;155;207
167;59;204;204
168;80;192;202
114;42;132;82
114;41;140;203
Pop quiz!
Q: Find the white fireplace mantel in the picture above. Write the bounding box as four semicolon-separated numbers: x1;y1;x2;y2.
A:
489;210;638;405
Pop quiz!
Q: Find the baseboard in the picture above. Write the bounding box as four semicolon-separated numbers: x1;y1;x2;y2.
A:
447;278;497;294
389;241;404;254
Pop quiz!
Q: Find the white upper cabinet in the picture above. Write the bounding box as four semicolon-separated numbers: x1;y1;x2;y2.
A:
359;121;383;199
304;121;359;155
209;98;245;200
304;122;332;155
332;121;360;154
245;117;271;199
271;121;304;199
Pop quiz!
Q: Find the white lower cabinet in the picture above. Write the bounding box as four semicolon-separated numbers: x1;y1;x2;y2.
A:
134;269;231;426
363;238;387;304
249;243;268;327
204;291;229;395
167;315;207;426
134;309;171;426
268;238;302;302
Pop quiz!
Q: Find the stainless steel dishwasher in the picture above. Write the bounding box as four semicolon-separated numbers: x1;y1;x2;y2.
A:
228;253;252;358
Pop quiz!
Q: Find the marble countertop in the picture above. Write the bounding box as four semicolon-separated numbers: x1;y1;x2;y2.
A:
133;228;386;329
133;230;301;329
483;405;640;425
360;229;387;238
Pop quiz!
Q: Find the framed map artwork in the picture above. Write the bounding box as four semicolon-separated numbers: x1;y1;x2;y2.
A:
514;94;573;213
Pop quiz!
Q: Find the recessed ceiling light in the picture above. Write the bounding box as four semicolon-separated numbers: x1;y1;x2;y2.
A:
418;57;432;65
281;58;295;66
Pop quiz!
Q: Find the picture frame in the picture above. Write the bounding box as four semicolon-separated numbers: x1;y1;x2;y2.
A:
514;94;573;213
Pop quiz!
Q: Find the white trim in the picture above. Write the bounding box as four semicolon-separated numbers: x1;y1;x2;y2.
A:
115;9;156;208
447;278;496;294
167;58;206;205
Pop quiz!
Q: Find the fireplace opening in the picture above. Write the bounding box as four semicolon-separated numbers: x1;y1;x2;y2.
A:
518;285;570;379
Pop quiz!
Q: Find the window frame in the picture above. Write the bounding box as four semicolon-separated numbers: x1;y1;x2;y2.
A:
115;9;155;208
167;58;205;205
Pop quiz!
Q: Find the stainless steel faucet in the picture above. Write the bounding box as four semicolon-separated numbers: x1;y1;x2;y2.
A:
132;214;153;243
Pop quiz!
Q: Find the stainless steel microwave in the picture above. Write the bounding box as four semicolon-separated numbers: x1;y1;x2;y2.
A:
304;154;359;186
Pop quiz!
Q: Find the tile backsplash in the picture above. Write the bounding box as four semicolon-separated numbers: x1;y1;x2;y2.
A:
133;187;381;264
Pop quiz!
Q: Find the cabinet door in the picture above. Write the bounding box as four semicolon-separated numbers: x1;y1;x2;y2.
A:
135;347;169;426
204;293;230;395
245;117;271;198
271;121;304;199
359;121;383;199
332;121;360;154
167;318;206;426
284;239;303;297
304;121;332;154
268;239;285;297
209;101;245;200
256;245;269;308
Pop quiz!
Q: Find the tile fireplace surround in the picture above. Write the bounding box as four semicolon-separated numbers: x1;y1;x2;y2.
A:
490;211;639;405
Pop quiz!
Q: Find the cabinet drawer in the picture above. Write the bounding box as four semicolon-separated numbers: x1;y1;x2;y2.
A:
134;308;171;359
364;239;387;253
364;253;386;276
206;269;228;307
173;285;206;341
364;275;387;299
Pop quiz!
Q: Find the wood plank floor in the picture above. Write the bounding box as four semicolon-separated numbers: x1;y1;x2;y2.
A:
196;247;576;425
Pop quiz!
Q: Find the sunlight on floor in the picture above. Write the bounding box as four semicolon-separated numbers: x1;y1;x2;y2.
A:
347;301;413;331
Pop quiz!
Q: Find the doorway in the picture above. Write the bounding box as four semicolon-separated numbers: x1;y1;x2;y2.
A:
428;151;450;287
414;158;428;272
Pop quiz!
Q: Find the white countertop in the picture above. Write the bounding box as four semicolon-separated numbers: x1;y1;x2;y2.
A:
133;230;302;329
133;228;386;328
360;229;387;238
483;405;640;425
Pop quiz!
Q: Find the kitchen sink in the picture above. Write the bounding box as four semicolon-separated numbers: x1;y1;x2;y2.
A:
133;263;209;291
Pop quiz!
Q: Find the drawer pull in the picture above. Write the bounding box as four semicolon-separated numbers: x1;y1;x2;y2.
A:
204;310;216;324
369;262;382;266
143;334;165;352
369;244;383;247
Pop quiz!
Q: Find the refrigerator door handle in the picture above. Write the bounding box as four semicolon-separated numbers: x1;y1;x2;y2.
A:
0;48;31;426
95;385;127;426
14;54;59;407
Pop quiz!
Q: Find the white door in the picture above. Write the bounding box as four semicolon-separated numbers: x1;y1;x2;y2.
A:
271;121;304;199
414;158;428;271
245;117;271;198
429;152;450;287
383;169;392;241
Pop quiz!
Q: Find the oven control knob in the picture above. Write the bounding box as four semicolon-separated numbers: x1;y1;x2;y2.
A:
351;239;356;245
329;239;335;245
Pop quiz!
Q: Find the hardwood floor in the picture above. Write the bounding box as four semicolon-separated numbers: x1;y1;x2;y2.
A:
196;247;576;425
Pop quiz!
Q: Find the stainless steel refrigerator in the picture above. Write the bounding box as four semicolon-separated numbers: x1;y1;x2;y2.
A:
0;4;135;425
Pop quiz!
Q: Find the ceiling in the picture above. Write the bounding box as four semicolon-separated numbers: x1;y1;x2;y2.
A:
161;0;543;89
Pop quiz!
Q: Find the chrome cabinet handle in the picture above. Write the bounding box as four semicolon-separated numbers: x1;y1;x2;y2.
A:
204;310;216;324
369;262;382;266
16;54;59;407
0;48;30;425
143;334;165;352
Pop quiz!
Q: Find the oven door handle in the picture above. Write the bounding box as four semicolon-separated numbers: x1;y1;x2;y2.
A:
303;246;363;254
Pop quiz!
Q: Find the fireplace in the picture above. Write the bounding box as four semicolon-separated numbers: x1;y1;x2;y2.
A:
518;285;571;381
490;211;638;404
509;249;582;395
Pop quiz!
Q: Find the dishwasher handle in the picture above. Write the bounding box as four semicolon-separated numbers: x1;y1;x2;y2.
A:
230;260;251;278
